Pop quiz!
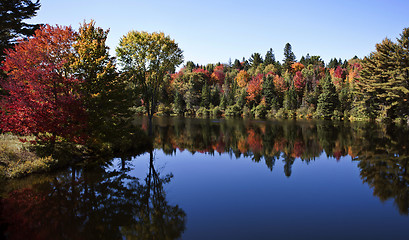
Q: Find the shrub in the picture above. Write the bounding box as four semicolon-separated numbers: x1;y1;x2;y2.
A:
211;106;223;117
331;110;343;120
296;105;315;119
225;104;241;117
252;104;267;119
196;107;210;117
242;106;252;118
133;106;146;116
275;108;287;119
157;103;172;116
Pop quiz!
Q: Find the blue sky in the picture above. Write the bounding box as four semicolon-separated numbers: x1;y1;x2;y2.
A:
27;0;409;66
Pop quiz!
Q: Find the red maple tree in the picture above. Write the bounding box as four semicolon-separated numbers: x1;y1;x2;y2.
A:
246;74;263;103
0;25;86;144
293;71;305;92
211;65;225;86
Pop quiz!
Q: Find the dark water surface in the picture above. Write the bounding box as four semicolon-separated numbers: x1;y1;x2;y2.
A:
1;117;409;239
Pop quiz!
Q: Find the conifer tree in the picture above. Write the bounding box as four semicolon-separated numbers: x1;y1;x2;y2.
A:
283;43;296;72
316;76;339;119
173;90;185;115
284;86;297;111
356;38;403;120
262;74;275;109
0;0;40;62
201;82;210;108
249;53;263;68
264;48;276;65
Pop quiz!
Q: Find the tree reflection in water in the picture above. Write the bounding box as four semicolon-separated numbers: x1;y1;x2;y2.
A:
2;117;409;240
1;150;186;239
142;117;409;215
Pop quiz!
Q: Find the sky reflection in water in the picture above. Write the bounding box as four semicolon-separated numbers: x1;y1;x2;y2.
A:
2;118;409;240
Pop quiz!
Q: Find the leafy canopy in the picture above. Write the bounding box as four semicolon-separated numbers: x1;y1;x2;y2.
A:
116;30;183;127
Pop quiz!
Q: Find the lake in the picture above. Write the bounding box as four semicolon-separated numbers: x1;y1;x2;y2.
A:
1;117;409;239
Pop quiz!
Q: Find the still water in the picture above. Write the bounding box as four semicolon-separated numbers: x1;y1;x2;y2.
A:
1;117;409;239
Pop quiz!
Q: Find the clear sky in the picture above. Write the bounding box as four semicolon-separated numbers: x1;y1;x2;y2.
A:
27;0;409;66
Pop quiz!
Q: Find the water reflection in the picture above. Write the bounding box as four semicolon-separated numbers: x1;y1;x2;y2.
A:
1;150;185;239
141;117;409;215
2;118;409;239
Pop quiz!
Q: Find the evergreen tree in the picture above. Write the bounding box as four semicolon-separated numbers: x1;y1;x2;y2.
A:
356;38;402;120
274;61;282;76
0;0;40;62
283;43;296;72
249;52;263;68
316;76;339;119
201;82;210;108
210;86;220;106
242;58;250;71
219;93;227;109
262;74;276;109
394;27;409;118
339;83;352;115
327;58;341;69
233;59;242;70
284;86;297;111
185;61;196;71
264;48;276;65
173;90;185;115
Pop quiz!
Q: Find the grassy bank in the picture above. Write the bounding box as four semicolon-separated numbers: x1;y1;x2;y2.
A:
0;134;56;179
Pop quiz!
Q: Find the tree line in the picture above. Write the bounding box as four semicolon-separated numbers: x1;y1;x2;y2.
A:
159;31;409;124
1;0;409;148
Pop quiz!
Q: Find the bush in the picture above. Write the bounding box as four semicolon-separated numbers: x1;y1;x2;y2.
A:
287;110;296;119
331;110;343;120
184;109;196;117
211;106;223;117
242;106;252;118
157;103;172;116
196;107;210;117
252;104;267;119
275;108;287;119
225;104;241;117
296;105;315;119
267;109;277;119
133;106;146;116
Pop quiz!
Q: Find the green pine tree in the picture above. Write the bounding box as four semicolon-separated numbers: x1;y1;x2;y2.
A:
173;90;185;115
284;86;297;111
0;0;40;63
201;82;210;108
262;74;276;109
283;43;296;72
316;76;339;119
264;48;276;66
355;35;408;121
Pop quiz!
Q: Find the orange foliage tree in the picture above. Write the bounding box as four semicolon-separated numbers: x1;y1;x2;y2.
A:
246;74;263;103
236;70;250;88
291;62;304;73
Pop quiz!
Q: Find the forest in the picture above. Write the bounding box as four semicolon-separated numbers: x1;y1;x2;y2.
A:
158;32;409;123
1;1;409;178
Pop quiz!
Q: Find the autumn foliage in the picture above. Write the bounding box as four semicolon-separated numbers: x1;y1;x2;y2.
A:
211;65;225;85
236;70;250;88
291;62;304;72
0;25;86;143
293;71;305;92
246;74;263;103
